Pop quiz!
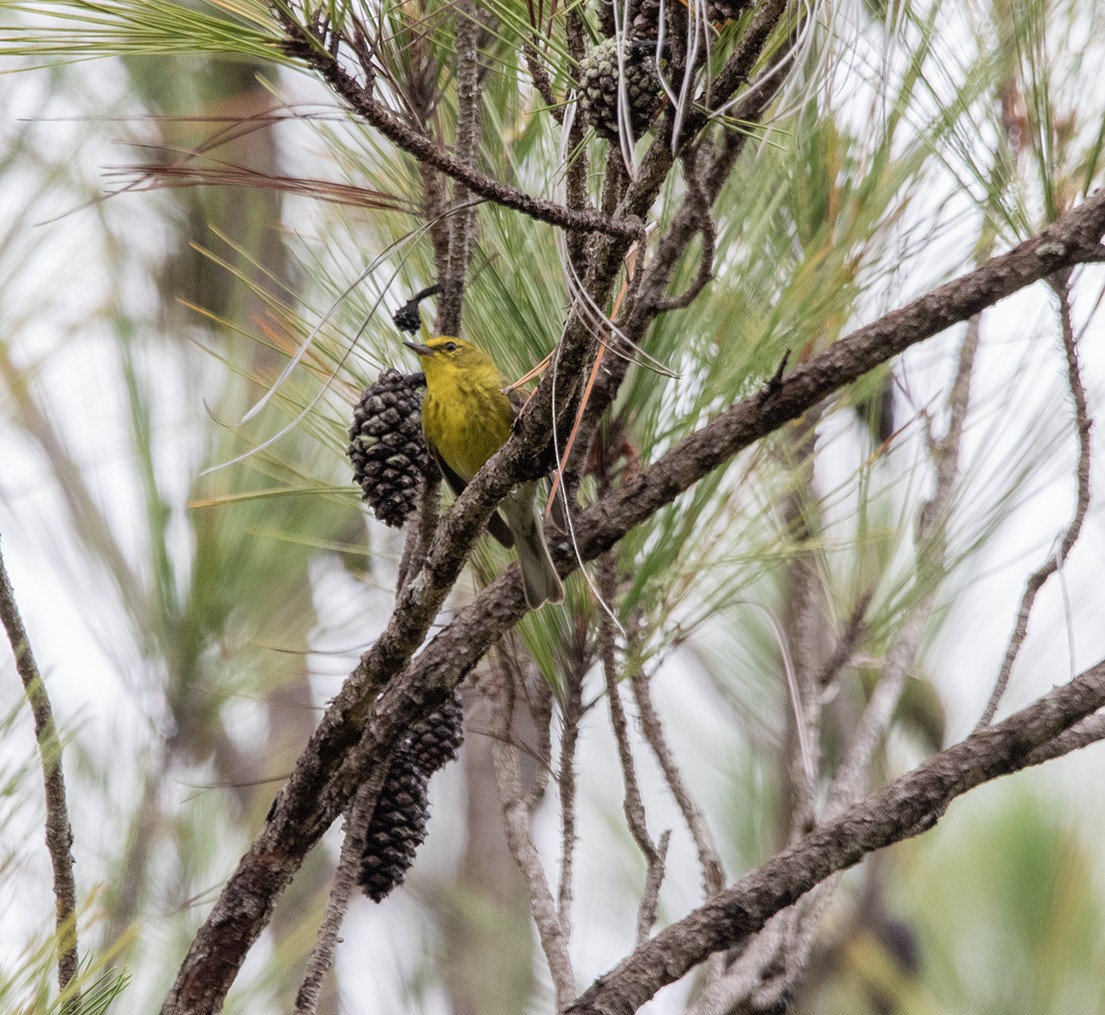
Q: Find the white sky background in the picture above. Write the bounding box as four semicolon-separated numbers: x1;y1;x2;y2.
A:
2;5;1105;1012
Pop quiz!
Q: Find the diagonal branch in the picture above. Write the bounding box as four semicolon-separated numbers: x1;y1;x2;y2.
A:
567;658;1105;1015
276;10;640;240
0;536;80;998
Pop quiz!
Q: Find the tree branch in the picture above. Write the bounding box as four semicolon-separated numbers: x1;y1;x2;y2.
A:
489;660;576;1007
437;0;483;336
276;10;640;241
0;535;80;999
567;658;1105;1014
976;272;1093;726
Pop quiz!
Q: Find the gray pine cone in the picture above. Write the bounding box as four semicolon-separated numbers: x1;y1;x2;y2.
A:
408;691;464;775
357;695;465;902
358;747;429;902
348;370;430;528
578;37;663;141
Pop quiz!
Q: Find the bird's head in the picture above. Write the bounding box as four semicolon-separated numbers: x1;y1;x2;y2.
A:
404;336;498;383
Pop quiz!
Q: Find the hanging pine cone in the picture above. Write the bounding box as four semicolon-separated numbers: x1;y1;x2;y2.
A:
577;37;663;141
392;283;442;334
356;695;465;902
348;370;430;528
408;691;465;775
357;745;430;902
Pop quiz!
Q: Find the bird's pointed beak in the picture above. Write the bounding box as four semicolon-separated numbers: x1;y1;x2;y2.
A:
404;341;433;357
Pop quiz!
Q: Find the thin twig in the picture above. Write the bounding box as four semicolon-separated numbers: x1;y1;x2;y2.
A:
489;660;575;1006
639;830;671;947
525;669;555;809
277;11;641;240
397;473;440;593
0;536;80;997
598;555;666;945
630;671;725;896
751;874;842;1011
976;272;1093;726
556;619;588;933
523;38;562;121
779;407;824;837
652;145;715;312
828;310;980;813
293;769;388;1014
684;912;788;1015
812;591;873;691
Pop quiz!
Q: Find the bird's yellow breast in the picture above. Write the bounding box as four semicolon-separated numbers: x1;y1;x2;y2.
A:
421;356;515;481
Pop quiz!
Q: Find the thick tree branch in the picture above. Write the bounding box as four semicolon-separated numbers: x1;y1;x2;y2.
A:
161;188;1105;1015
567;659;1105;1014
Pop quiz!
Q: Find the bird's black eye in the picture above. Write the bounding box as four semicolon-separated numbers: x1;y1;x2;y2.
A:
443;341;458;353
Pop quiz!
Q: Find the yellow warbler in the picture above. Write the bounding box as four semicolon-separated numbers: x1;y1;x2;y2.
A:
406;336;564;609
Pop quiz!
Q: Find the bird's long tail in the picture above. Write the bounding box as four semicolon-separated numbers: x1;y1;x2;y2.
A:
504;483;564;609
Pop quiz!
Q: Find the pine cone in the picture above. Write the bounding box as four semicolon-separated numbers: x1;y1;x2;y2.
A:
577;38;663;141
392;301;423;334
358;745;430;902
356;695;465;902
706;0;752;22
348;370;430;528
409;692;465;775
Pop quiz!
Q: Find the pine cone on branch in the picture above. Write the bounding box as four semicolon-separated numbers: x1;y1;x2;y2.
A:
348;369;431;528
357;693;466;902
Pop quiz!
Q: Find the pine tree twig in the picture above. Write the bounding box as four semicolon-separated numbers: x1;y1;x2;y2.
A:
827;308;979;813
488;660;575;1008
630;671;725;897
526;667;555;809
523;37;562;122
684;911;787;1015
780;408;824;837
638;830;670;948
437;0;483;336
293;770;388;1015
567;656;1105;1015
812;591;873;691
752;873;842;1012
652;146;715;312
397;472;440;593
598;554;665;946
275;9;641;240
556;624;588;934
976;273;1093;726
562;4;592;273
160;187;1105;1015
0;535;80;998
